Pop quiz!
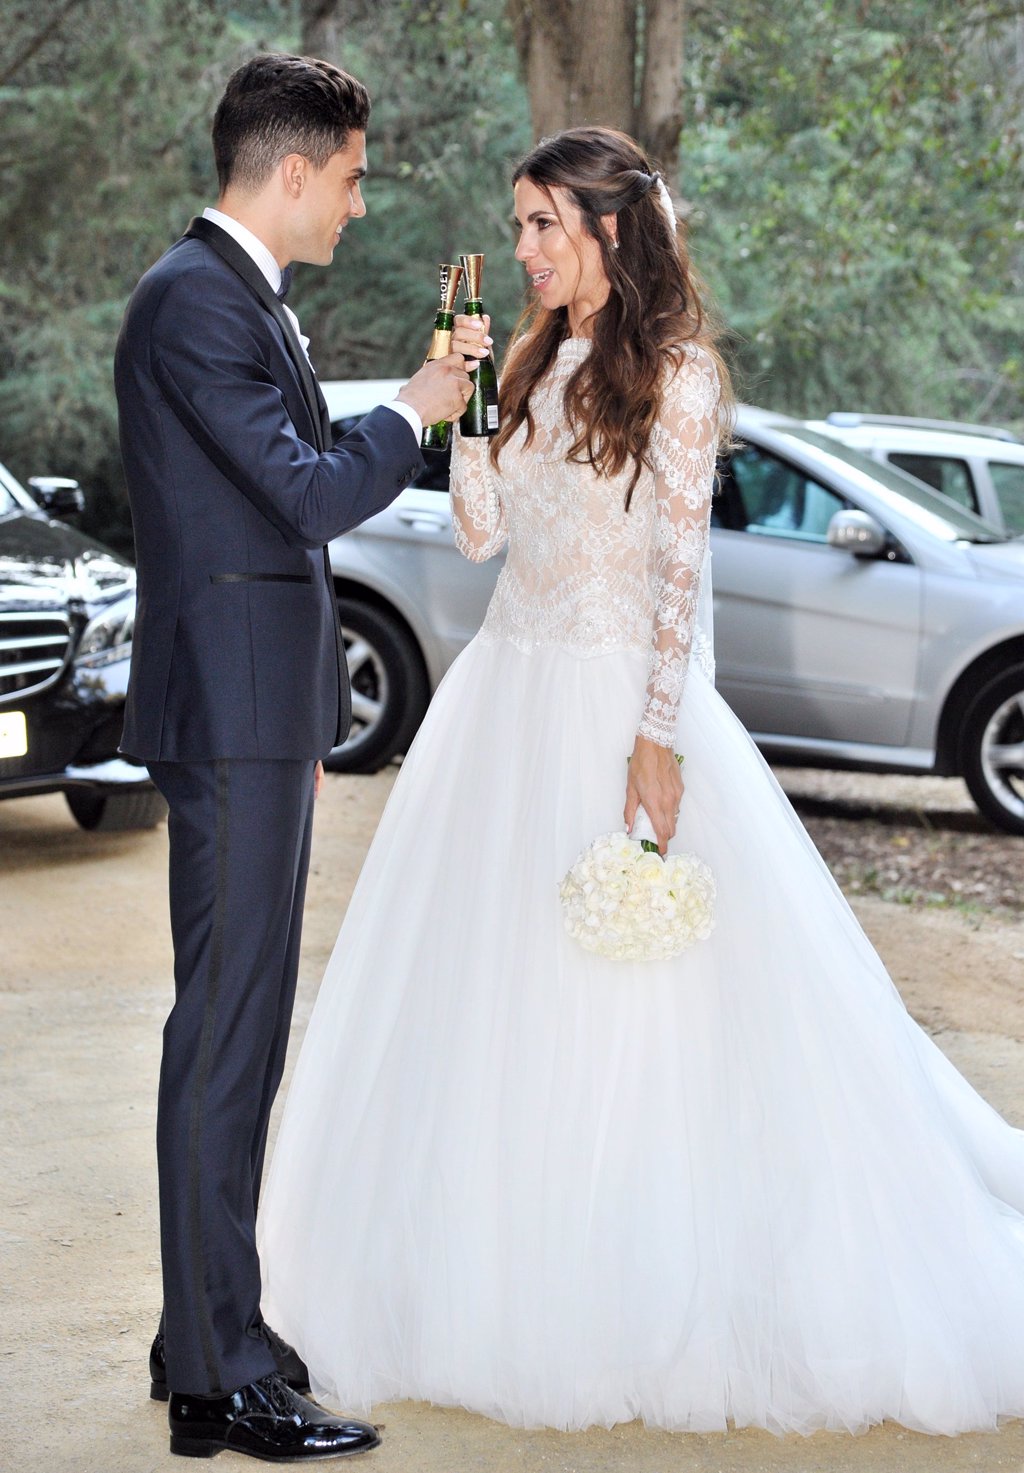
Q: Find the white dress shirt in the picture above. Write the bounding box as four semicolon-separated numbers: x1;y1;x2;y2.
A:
200;207;422;441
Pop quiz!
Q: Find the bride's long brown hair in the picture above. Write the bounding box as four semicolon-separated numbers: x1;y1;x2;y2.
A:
492;127;732;506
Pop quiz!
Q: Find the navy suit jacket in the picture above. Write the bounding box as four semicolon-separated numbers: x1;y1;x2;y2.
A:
114;222;423;762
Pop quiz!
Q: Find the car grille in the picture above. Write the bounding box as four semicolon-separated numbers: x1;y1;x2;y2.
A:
0;610;73;702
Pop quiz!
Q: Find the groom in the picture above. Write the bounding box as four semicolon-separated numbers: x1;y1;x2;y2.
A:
115;53;472;1461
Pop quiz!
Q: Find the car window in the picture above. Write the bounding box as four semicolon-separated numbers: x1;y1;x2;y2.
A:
412;447;451;492
887;453;977;513
990;462;1024;535
778;427;1006;542
331;415;450;493
726;445;849;541
0;460;27;513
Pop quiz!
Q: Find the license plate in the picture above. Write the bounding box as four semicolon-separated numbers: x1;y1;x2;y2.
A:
0;711;28;759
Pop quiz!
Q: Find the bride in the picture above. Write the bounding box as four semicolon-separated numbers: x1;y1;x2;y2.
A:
258;126;1024;1437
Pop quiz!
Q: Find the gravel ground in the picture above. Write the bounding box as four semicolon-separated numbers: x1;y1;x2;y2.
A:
774;768;1022;914
2;767;1024;1473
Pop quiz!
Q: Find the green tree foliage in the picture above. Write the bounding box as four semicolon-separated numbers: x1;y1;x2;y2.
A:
678;0;1024;423
292;0;530;383
0;0;1021;556
0;0;529;551
0;0;246;548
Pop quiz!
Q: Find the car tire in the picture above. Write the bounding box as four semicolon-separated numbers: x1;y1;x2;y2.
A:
959;663;1024;836
325;598;429;775
65;787;169;832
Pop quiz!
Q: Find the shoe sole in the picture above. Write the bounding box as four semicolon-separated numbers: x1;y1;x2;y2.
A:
169;1431;382;1460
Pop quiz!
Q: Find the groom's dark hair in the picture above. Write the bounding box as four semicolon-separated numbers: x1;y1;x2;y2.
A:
213;53;371;194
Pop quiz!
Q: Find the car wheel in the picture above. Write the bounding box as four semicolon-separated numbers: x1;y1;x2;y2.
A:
65;787;169;832
959;664;1024;836
324;598;429;775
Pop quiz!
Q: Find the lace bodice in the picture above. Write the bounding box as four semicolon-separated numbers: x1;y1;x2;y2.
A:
449;338;720;746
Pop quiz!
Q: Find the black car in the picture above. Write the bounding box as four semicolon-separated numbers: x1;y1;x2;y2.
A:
0;457;165;830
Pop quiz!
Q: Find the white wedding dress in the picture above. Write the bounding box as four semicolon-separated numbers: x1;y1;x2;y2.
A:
259;338;1024;1437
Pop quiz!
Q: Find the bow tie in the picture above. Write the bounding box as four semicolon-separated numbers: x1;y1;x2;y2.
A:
275;267;293;301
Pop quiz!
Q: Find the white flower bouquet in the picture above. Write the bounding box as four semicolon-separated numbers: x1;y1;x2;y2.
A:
558;808;715;962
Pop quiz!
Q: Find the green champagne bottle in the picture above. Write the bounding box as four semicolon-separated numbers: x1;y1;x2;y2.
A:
459;253;500;438
421;261;464;452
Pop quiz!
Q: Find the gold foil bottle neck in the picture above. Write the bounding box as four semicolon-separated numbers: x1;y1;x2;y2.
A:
460;253;484;300
424;325;453;363
436;263;464;312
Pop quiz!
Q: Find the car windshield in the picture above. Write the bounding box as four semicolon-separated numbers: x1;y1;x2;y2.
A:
778;428;1009;543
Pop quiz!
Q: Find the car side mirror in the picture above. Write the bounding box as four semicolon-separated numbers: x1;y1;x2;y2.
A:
28;476;86;518
827;509;887;558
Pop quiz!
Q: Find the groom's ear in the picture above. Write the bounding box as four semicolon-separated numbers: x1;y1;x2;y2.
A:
280;154;309;199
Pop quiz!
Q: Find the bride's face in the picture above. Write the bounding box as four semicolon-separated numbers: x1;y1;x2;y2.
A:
513;177;614;325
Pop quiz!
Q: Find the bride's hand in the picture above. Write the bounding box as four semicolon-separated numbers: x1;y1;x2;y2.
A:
451;312;492;370
624;735;684;855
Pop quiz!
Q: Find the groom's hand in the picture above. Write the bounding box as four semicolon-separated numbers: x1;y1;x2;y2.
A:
398;354;475;426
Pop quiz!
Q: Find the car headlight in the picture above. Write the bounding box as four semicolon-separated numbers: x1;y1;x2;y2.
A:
76;592;135;668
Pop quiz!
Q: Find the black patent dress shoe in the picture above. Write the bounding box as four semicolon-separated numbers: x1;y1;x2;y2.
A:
150;1326;311;1402
168;1372;380;1460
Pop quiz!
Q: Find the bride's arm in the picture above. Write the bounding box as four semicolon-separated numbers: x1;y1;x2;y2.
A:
640;346;720;744
449;430;507;562
624;346;720;849
448;311;508;562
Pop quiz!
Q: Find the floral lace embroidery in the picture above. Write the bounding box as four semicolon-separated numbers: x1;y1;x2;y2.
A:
449;338;719;746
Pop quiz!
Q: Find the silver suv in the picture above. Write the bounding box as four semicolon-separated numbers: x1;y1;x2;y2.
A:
810;413;1024;536
323;384;1024;836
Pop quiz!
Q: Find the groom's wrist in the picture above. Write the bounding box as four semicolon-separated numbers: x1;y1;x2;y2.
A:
384;400;422;441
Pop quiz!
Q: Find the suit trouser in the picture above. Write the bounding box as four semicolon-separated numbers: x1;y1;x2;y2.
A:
149;758;316;1396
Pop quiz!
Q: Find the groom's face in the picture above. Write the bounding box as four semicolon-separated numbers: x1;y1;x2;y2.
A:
291;131;368;266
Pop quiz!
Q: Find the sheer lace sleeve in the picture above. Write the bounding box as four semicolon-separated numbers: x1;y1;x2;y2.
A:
450;430;508;563
638;347;720;747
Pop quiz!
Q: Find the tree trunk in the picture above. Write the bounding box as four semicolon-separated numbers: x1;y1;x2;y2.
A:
507;0;637;140
507;0;685;182
300;0;377;60
637;0;685;179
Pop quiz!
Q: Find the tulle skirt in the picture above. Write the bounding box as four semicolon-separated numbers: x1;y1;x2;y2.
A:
258;633;1024;1436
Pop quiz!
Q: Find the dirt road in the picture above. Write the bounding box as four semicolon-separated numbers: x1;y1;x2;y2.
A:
2;770;1023;1472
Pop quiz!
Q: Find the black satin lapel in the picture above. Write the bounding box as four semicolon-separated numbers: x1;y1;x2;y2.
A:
184;217;325;452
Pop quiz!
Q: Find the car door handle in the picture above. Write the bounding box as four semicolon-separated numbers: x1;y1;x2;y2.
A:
397;510;448;533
